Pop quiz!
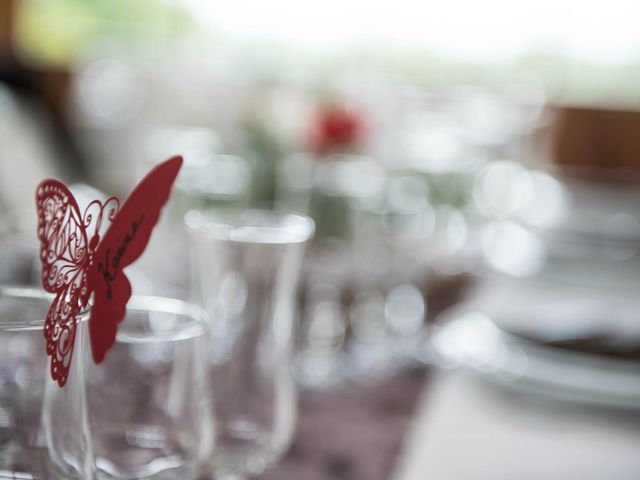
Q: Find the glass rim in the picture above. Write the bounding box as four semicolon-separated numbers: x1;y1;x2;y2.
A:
0;286;91;331
185;208;315;244
116;296;206;344
0;288;205;338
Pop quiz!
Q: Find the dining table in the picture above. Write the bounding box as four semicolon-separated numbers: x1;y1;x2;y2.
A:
260;364;640;480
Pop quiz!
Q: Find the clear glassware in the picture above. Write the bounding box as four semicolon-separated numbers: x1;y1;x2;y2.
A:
87;296;212;480
0;211;39;286
133;126;252;300
0;287;93;479
186;209;314;480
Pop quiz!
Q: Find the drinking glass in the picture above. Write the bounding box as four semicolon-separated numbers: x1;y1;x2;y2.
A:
186;209;314;479
0;213;39;286
87;296;212;480
0;287;93;479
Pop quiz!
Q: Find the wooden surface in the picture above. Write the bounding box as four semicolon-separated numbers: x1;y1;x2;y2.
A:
552;105;640;176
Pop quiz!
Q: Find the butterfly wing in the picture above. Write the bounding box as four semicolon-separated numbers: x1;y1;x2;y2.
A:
44;280;84;386
36;180;90;386
36;180;89;295
88;156;183;363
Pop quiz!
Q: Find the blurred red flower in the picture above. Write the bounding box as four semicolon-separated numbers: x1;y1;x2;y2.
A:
308;103;364;155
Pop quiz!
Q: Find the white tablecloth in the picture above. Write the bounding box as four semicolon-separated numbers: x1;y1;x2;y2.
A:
393;372;640;480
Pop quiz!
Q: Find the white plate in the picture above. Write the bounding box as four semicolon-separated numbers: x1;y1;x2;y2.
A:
432;302;640;410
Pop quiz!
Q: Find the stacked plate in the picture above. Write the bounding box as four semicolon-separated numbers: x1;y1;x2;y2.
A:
434;166;640;409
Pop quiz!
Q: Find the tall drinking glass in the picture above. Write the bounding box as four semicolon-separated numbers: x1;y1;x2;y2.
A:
186;210;314;479
0;287;93;479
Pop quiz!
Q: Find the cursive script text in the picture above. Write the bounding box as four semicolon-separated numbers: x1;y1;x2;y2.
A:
97;215;144;299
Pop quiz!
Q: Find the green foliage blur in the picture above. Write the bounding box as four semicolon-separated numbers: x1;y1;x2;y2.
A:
16;0;195;67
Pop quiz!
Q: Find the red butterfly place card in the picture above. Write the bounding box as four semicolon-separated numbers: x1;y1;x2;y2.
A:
36;156;183;387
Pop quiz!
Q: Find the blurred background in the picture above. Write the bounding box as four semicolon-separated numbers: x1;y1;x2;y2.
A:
1;1;640;479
